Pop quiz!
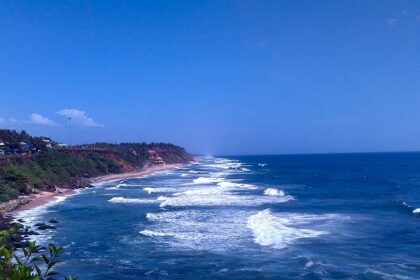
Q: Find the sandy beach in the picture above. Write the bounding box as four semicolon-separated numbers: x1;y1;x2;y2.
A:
17;188;77;211
91;163;184;184
12;163;185;212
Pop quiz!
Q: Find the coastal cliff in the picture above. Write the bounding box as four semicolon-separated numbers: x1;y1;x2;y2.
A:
0;130;192;212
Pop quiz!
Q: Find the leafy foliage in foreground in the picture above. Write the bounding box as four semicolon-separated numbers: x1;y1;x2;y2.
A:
0;224;22;248
0;241;77;280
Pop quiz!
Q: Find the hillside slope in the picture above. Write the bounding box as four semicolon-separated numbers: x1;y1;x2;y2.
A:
0;130;192;203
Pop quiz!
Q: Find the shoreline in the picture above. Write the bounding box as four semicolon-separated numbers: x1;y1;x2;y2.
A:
17;188;77;212
91;163;184;184
2;163;186;214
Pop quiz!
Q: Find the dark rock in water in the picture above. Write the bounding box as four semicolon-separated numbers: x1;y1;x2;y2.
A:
49;219;59;224
17;219;24;223
20;227;32;235
13;242;23;248
35;222;57;230
37;224;56;230
9;222;23;229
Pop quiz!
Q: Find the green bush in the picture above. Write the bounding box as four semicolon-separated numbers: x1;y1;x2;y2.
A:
0;229;14;247
0;241;77;280
0;186;20;202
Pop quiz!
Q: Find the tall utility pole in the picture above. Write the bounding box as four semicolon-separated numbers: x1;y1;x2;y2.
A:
68;117;72;147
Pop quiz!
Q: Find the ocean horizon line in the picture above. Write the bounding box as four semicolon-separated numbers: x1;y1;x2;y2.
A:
216;150;420;157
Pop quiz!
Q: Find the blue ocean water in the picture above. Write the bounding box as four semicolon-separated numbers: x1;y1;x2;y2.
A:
16;154;420;279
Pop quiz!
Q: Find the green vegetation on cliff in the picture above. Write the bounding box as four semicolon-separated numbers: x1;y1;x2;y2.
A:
90;142;191;167
0;130;192;203
0;150;124;202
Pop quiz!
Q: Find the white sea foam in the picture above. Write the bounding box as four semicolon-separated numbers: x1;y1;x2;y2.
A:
14;194;71;223
305;260;315;268
143;187;156;194
108;197;157;204
13;193;81;244
258;163;268;167
264;188;286;196
156;172;292;207
217;181;257;190
106;183;140;190
140;209;250;251
208;171;231;178
139;230;171;237
412;208;420;214
143;187;178;194
90;181;108;187
202;159;243;170
158;190;292;208
247;209;338;249
141;208;341;251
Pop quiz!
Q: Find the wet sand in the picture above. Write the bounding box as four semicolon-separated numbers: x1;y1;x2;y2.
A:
15;163;184;212
17;188;77;211
91;163;183;184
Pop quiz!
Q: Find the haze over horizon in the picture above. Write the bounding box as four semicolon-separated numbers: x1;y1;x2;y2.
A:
1;1;420;155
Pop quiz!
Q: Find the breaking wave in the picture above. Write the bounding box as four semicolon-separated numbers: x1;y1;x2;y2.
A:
141;209;250;251
143;187;178;194
139;230;171;237
108;197;157;204
106;183;142;190
264;188;286;196
157;182;292;208
247;209;339;249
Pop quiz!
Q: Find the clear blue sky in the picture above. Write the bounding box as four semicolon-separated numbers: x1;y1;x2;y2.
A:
1;1;419;155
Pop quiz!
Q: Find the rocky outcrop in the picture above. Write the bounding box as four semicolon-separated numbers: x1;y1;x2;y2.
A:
0;195;34;213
